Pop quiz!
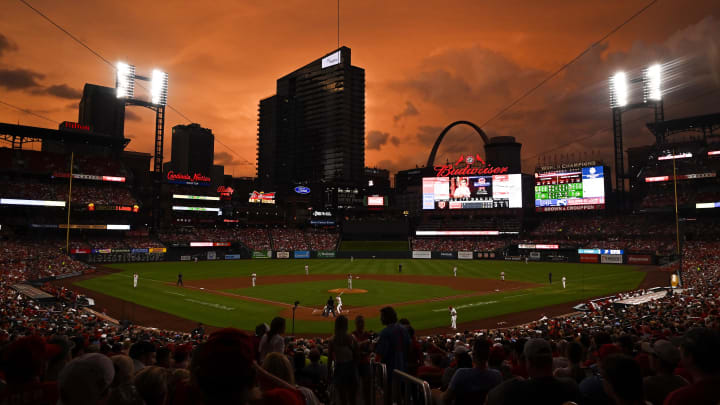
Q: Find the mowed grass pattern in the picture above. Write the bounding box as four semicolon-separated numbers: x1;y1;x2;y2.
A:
76;259;646;334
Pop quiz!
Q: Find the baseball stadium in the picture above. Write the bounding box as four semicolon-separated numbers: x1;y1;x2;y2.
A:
2;3;720;405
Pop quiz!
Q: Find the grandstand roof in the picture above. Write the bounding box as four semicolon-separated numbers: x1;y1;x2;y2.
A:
647;112;720;140
0;122;130;149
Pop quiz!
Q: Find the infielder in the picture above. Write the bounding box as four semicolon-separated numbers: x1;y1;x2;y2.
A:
133;273;138;288
453;266;457;277
336;294;343;314
562;276;566;289
525;256;529;264
194;256;198;263
500;271;505;281
347;273;353;290
177;273;183;287
449;306;457;329
305;264;309;276
548;272;552;284
251;273;257;287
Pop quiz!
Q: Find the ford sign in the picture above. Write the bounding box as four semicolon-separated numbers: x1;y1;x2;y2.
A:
294;186;311;194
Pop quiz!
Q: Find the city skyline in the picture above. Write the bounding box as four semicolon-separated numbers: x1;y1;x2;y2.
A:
1;0;719;179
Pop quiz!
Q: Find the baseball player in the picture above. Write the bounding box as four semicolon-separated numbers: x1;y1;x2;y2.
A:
351;256;354;263
548;272;552;284
453;266;457;277
133;273;138;288
194;256;198;263
562;276;567;289
251;273;257;287
500;271;505;281
305;264;309;276
325;296;336;317
525;256;529;264
398;263;402;273
347;273;353;290
336;294;343;314
176;273;183;287
449;306;457;329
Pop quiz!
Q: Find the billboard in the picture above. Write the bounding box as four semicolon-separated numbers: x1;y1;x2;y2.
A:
317;251;336;258
252;250;272;259
422;174;522;210
535;166;605;212
276;251;290;259
601;254;623;264
367;196;385;206
294;251;311;259
458;251;474;260
249;191;276;204
412;251;432;259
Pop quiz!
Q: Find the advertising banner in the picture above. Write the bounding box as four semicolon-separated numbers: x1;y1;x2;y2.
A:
317;251;336;258
529;252;541;260
70;249;90;254
412;250;432;259
627;254;652;265
294;251;311;259
207;251;216;260
132;248;149;253
580;254;599;263
180;255;192;261
601;254;623;264
149;248;167;253
112;249;131;253
458;251;474;260
252;251;272;259
277;251;290;259
439;252;457;259
224;254;241;260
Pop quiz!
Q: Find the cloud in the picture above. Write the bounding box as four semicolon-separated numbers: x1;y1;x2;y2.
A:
0;33;18;57
125;109;142;122
0;68;44;90
393;101;419;123
390;136;400;146
43;84;82;99
214;151;244;166
366;130;390;150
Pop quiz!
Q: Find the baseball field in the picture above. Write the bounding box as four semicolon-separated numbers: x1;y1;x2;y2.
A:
65;259;654;335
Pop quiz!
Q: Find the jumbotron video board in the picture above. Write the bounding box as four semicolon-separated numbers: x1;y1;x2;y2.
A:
422;174;522;210
534;165;606;212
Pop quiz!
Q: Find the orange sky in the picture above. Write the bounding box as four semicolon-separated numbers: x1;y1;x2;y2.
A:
1;0;719;178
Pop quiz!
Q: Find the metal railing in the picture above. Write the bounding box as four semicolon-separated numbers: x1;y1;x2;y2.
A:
392;369;432;405
370;361;388;405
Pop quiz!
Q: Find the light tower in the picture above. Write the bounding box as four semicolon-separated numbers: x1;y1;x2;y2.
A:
116;62;169;228
609;63;664;210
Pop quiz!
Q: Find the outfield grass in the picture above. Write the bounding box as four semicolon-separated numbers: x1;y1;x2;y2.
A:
76;259;646;334
339;240;409;251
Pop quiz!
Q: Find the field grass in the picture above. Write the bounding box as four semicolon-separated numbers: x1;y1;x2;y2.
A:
76;259;646;334
339;240;409;251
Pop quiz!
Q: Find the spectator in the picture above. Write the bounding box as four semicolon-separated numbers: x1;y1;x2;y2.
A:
375;306;410;382
441;338;502;405
352;315;372;405
134;366;169;405
57;353;114;405
554;341;588;384
486;338;580;405
442;347;472;391
579;343;621;405
129;341;156;373
641;340;687;405
259;317;286;363
155;346;171;368
261;352;320;405
601;354;645;405
328;315;359;405
0;336;57;405
664;327;720;404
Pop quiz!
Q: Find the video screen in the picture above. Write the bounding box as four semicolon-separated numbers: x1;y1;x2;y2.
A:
534;166;605;212
367;196;385;206
422;174;522;210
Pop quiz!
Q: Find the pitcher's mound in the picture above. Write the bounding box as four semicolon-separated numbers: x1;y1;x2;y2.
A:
328;288;368;294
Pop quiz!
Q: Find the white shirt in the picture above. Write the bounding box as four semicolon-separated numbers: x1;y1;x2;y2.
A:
336;297;342;305
450;308;457;317
305;265;309;271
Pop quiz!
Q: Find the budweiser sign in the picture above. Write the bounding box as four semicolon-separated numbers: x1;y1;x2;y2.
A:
434;154;509;177
249;191;276;204
167;171;211;183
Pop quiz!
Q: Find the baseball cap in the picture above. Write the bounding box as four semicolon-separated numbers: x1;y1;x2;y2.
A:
524;338;552;360
641;340;680;365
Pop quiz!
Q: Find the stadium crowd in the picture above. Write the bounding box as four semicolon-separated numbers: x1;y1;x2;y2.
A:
0;237;718;404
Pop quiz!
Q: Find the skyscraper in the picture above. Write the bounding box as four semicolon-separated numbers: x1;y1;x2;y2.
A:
169;123;214;176
78;83;126;139
257;47;365;190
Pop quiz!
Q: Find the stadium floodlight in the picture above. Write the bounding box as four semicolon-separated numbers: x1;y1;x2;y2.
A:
609;71;628;108
151;69;169;106
116;62;136;99
643;63;662;101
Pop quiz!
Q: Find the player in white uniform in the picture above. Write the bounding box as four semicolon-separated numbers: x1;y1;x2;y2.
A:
305;265;309;276
194;256;198;263
501;271;505;281
449;306;457;329
336;295;343;314
251;273;257;287
133;273;138;288
525;256;528;264
347;274;353;290
453;266;457;277
562;276;567;289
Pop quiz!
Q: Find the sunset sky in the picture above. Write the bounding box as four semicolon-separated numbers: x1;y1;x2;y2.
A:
1;0;719;179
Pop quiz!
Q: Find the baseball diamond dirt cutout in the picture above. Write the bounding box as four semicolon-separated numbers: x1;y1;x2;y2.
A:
182;274;540;321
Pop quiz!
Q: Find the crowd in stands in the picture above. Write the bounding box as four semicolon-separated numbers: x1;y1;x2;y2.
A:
0;235;719;404
271;228;309;251
305;229;339;251
0;240;89;281
0;179;137;206
411;238;510;252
